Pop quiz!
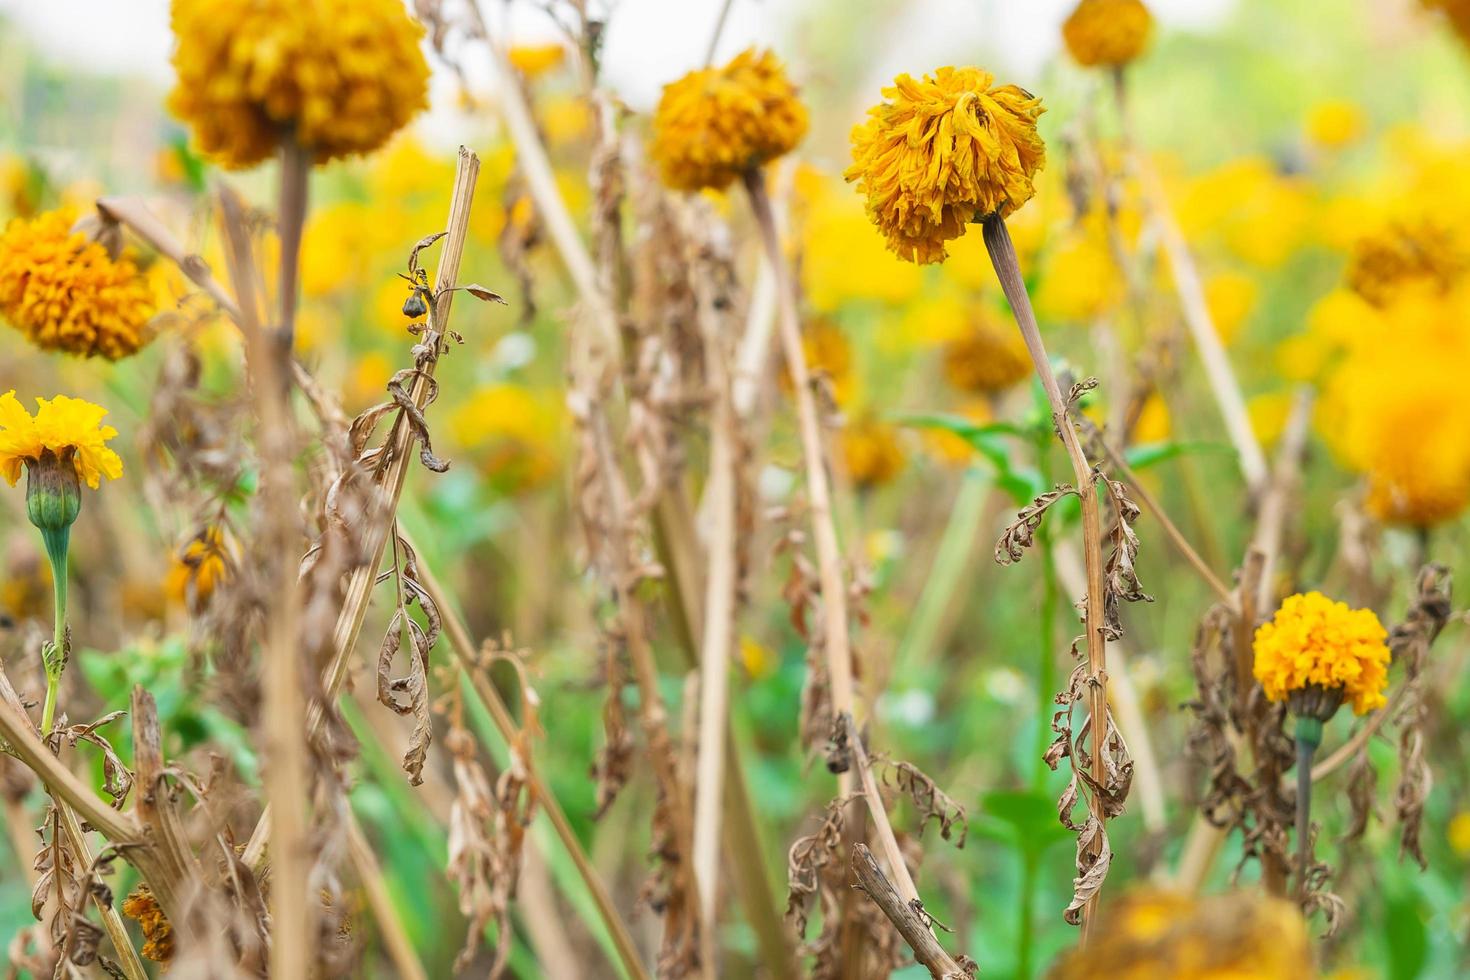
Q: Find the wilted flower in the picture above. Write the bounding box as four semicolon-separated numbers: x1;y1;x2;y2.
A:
122;885;174;963
1253;591;1391;716
166;526;232;611
167;0;430;168
1344;218;1465;307
0;208;153;360
650;48;808;192
841;417;905;490
941;312;1031;393
846;67;1046;264
1062;0;1154;68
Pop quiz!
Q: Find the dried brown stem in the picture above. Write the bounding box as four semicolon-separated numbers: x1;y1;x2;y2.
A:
981;215;1112;932
844;714;921;906
850;845;970;979
404;530;651;980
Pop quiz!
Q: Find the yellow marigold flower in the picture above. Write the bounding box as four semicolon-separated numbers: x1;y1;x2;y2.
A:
167;0;430;168
1035;232;1122;324
1062;0;1154;68
941;312;1031;393
0;208;153;360
1253;591;1390;716
650;48;808;192
1306;100;1366;150
1344;218;1465;307
1049;888;1313;979
1203;271;1257;345
0;391;123;490
841;417;905;491
508;43;566;79
1247;391;1294;451
1450;811;1470;856
847;67;1045;264
1360;388;1470;527
450;384;564;494
786;318;856;404
1132;392;1170;443
166;527;232;610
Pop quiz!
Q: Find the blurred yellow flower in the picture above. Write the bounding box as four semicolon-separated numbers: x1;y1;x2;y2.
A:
1036;232;1122;324
301;202;383;298
1253;591;1390;715
801;178;923;311
348;351;394;408
451;384;564;493
922;399;993;466
1048;888;1313;979
542;96;593;146
941;311;1031;393
1202;271;1257;345
0;391;124;490
847;67;1046;264
1132;393;1170;443
1062;0;1154;68
168;0;430;168
738;634;778;679
1305;100;1366;150
1345;217;1465;307
1449;811;1470;856
507;43;566;79
1175;158;1312;269
166;526;232;611
841;417;905;491
1247;391;1294;451
791;318;856;404
0;541;50;622
0;208;154;360
650;48;808;192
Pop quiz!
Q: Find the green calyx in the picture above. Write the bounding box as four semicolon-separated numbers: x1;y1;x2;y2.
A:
1295;715;1325;750
25;449;81;536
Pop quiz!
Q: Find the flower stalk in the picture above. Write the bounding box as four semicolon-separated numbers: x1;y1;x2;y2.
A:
26;449;81;733
982;213;1113;932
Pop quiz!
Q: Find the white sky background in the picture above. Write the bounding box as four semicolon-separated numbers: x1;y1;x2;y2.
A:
0;0;1234;128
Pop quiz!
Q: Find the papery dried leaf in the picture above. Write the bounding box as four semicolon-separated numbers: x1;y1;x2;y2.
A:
995;486;1076;565
407;231;448;281
1062;814;1112;926
60;711;133;807
785;795;851;938
452;284;508;304
880;759;968;847
1067;377;1099;407
1342;751;1377;842
1098;472;1153;638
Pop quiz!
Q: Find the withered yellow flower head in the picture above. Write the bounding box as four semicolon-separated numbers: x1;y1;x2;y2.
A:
1253;591;1391;716
650;48;808;192
846;67;1046;265
0;208;153;360
941;311;1032;393
1344;218;1466;308
0;391;124;490
841;418;905;490
166;526;232;610
1062;0;1154;68
167;0;431;169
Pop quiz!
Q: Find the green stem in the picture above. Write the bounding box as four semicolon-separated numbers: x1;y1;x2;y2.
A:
1294;718;1322;899
1016;849;1039;980
894;467;990;669
40;525;69;734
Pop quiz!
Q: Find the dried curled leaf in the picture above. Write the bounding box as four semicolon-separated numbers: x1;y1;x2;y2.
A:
785;795;851;939
995;485;1076;566
878;759;968;848
1098;472;1154;639
56;710;133;808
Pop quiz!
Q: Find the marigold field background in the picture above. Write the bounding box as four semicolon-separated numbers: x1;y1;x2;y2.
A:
1;0;1469;977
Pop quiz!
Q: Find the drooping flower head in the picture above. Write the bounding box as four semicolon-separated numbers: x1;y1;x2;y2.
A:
167;0;431;169
1253;591;1391;716
0;208;154;360
166;526;233;611
846;67;1047;264
941;311;1032;393
1062;0;1154;68
650;48;808;192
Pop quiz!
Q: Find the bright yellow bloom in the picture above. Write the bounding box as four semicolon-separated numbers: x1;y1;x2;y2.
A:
800;175;923;310
1450;812;1470;856
1253;591;1390;716
1035;232;1122;324
1133;393;1170;443
1062;0;1154;68
841;417;905;490
167;0;430;168
0;208;153;360
650;48;808;192
941;312;1031;393
166;526;232;609
846;67;1046;264
1050;888;1312;979
507;43;566;79
1344;217;1465;308
1247;391;1294;450
1203;271;1257;345
1305;100;1366;150
0;391;124;490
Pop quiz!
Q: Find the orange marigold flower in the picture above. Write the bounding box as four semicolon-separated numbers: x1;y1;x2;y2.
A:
1062;0;1154;68
0;208;153;360
650;48;808;192
1253;591;1391;716
122;884;174;963
846;67;1046;264
167;0;430;168
166;526;233;611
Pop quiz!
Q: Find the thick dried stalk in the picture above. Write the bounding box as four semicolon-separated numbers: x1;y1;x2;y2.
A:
845;714;922;906
981;215;1113;931
691;265;740;951
850;845;968;979
346;809;429;980
404;531;651;980
743;168;856;722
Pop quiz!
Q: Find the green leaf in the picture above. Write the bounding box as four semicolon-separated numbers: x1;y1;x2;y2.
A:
897;413;1043;504
1383;887;1428;980
979;790;1072;857
1123;440;1234;471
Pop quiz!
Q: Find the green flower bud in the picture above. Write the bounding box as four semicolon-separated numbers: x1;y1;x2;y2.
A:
25;448;80;576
